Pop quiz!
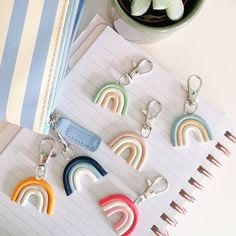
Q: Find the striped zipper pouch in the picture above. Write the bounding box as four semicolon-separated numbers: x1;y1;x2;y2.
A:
0;0;84;134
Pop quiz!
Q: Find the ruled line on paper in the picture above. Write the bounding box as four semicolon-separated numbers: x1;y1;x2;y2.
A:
0;26;230;236
58;26;229;234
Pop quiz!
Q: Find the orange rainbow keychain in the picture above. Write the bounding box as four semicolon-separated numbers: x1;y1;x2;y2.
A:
11;138;56;216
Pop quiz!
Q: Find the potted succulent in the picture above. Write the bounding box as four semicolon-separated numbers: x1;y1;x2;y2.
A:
113;0;204;43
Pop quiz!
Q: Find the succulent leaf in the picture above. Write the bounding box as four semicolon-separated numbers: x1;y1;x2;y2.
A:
152;0;172;10
131;0;152;16
166;0;184;21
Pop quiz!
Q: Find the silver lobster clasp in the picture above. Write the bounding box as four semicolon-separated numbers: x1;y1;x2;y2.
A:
35;137;56;180
184;75;203;114
141;99;162;138
134;176;168;206
119;58;153;86
50;111;74;160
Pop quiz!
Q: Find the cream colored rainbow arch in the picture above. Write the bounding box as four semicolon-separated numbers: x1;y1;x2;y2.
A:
171;114;213;146
11;177;54;215
108;132;147;171
93;83;129;116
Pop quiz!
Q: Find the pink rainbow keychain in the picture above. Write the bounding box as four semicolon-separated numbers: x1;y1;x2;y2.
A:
99;176;168;236
108;100;162;171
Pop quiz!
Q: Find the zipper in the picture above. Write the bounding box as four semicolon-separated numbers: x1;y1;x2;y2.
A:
43;0;84;134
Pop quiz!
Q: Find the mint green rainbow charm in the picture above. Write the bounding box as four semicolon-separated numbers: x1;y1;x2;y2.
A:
93;59;153;116
93;83;129;116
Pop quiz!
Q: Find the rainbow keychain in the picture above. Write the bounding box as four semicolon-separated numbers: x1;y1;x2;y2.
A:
93;58;153;116
11;138;56;216
108;100;162;171
171;75;213;147
63;156;108;196
49;116;108;196
99;175;168;236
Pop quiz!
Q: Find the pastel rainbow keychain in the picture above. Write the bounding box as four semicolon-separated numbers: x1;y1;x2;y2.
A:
108;100;162;171
11;138;56;216
93;58;153;116
171;75;213;147
99;176;168;236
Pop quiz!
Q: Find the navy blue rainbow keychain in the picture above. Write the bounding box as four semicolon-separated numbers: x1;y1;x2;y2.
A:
50;111;107;196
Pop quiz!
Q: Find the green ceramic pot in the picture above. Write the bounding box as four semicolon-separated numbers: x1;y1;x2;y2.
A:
113;0;204;43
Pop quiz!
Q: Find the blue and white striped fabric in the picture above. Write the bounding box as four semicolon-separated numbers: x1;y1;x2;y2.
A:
0;0;84;134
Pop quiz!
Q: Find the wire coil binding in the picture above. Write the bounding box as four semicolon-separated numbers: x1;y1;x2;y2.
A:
150;130;235;235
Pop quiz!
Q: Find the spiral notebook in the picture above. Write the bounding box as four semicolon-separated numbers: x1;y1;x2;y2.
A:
0;25;235;236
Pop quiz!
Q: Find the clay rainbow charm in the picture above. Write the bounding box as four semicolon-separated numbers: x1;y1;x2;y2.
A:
99;194;138;236
93;83;129;116
63;156;108;196
108;132;147;171
171;114;213;146
11;177;54;215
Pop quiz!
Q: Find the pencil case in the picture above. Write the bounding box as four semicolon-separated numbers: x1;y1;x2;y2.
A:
0;0;84;134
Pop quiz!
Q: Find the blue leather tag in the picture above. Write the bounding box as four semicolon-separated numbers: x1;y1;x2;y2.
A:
56;117;101;152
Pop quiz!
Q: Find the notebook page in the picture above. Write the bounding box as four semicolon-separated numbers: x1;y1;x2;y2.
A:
0;26;232;236
0;128;133;235
57;26;231;234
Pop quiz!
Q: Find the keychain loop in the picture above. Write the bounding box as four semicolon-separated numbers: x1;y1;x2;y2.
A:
184;75;202;114
141;99;162;138
134;176;168;205
35;137;56;180
119;58;153;86
50;111;74;160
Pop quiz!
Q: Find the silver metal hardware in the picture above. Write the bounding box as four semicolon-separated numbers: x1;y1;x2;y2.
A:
141;100;162;138
184;75;202;114
35;137;56;180
50;111;74;160
134;176;168;205
119;58;153;86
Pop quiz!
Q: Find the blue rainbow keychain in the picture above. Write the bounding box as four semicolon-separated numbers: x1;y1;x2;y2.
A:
93;58;153;116
171;75;213;147
50;116;107;196
63;156;107;196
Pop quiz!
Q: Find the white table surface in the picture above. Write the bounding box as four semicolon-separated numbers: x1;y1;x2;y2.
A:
80;1;236;235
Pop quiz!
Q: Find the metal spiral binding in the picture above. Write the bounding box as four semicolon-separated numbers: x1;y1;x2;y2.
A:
179;189;196;202
151;130;235;235
188;177;204;190
206;154;222;167
170;201;186;215
197;165;213;178
151;225;169;236
224;131;236;143
215;142;231;156
160;213;178;226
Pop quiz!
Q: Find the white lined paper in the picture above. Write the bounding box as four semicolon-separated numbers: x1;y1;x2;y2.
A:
0;26;233;235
